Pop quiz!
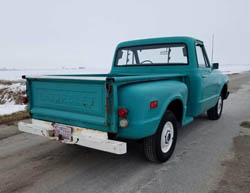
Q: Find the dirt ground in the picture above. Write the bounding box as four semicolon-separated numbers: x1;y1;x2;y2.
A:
0;111;30;125
210;122;250;193
209;72;250;193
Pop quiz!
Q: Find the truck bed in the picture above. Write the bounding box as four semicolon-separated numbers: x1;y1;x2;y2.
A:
25;73;186;134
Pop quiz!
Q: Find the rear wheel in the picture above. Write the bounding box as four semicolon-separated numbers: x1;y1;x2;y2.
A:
207;94;223;120
144;111;178;163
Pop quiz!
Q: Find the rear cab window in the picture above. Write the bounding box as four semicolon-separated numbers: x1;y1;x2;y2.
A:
115;44;189;66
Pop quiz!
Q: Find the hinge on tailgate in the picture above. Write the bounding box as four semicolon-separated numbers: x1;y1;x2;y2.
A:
105;83;113;127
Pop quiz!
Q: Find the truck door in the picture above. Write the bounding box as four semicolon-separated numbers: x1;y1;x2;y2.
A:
196;44;219;113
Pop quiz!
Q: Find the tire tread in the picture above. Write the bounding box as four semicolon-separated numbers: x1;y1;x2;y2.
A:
143;110;178;163
207;95;223;120
144;135;158;162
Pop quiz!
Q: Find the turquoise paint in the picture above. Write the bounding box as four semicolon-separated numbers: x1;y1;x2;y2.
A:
116;80;187;139
26;36;228;140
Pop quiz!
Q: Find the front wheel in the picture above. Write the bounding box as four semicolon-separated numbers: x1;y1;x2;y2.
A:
144;111;178;163
207;94;223;120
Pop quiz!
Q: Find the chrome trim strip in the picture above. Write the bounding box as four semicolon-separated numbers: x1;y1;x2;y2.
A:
25;75;107;81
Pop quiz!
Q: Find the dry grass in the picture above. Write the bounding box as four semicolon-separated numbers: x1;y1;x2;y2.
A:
0;80;26;104
0;111;30;125
240;121;250;129
210;135;250;193
0;87;26;104
0;80;24;85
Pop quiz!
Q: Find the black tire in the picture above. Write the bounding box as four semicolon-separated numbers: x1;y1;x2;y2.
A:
207;94;223;120
144;111;178;163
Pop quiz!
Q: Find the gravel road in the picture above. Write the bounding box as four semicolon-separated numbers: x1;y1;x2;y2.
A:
0;72;250;193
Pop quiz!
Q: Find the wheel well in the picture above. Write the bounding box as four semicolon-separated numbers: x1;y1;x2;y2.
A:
167;99;183;123
222;84;228;99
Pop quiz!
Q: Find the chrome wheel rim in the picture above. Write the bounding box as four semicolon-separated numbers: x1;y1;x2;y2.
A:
161;121;174;153
217;96;223;114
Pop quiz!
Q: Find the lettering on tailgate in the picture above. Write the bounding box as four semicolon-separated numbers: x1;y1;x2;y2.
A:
37;89;99;111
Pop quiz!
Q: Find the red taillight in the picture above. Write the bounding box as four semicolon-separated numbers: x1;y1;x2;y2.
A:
118;108;128;117
150;101;158;109
22;96;28;104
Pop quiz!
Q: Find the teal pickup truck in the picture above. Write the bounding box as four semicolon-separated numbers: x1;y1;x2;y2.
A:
19;37;229;162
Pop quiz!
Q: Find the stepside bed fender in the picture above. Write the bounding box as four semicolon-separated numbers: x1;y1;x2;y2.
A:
116;80;188;139
159;95;186;126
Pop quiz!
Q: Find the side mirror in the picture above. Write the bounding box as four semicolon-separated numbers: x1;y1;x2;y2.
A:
212;63;219;70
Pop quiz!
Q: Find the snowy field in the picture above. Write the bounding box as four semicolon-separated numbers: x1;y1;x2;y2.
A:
0;64;249;116
219;63;250;75
0;104;26;115
0;68;110;81
0;64;249;81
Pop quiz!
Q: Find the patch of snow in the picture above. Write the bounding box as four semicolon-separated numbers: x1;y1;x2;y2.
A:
0;104;26;115
0;83;26;92
9;83;26;91
0;82;27;115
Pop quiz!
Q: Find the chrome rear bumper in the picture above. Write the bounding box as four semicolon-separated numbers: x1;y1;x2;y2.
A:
18;119;126;155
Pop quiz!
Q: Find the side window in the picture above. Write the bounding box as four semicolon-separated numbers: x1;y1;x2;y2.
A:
196;45;209;68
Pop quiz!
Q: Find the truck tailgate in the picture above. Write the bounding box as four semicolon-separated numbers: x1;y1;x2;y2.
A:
26;76;115;133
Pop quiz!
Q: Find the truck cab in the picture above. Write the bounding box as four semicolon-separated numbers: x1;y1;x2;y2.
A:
19;37;229;162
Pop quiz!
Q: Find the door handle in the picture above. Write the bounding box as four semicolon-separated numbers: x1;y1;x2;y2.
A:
202;74;208;78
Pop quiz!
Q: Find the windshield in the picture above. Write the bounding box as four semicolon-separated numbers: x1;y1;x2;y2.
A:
115;44;188;66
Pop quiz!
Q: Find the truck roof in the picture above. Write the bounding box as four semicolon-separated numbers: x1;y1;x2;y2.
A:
117;36;200;49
